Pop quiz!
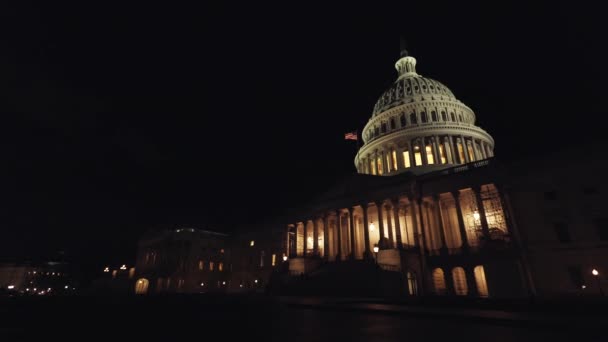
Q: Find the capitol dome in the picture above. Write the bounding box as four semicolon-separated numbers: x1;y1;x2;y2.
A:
355;47;495;175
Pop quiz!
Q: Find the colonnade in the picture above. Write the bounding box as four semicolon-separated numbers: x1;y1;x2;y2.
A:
286;183;509;260
358;135;493;176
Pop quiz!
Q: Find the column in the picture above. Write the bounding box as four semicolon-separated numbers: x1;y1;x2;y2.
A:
393;199;403;250
336;211;343;261
377;202;385;247
396;147;404;170
407;140;415;167
480;141;487;159
460;135;470;163
408;196;419;248
313;218;319;257
362;203;371;259
324;215;330;260
292;224;298;257
374;151;380;175
473;186;491;240
303;221;309;257
417;198;428;254
465;265;480;297
385;204;394;248
433;195;448;255
432;137;441;164
452;191;470;252
349;208;356;259
446;136;455;164
420;138;428;165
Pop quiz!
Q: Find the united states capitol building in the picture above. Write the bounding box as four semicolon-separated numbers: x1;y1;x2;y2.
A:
133;45;608;299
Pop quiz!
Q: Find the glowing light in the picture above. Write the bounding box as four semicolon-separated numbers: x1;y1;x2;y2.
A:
52;272;55;276
65;286;69;289
120;265;127;270
307;237;313;245
103;267;109;273
222;281;226;285
138;280;143;284
254;279;258;283
26;288;30;291
7;285;14;290
373;246;379;253
473;211;480;220
283;255;288;262
582;285;587;289
240;284;243;288
592;269;599;276
33;288;37;291
250;240;255;246
200;283;204;287
369;223;375;232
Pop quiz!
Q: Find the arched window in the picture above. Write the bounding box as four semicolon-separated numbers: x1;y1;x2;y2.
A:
135;278;149;295
441;111;447;121
459;114;463;122
452;267;468;296
390;118;396;130
420;111;427;123
410;113;417;124
407;271;418;296
381;122;387;133
400;114;407;127
432;268;447;295
474;265;489;298
450;112;455;121
374;126;379;137
431;111;438;122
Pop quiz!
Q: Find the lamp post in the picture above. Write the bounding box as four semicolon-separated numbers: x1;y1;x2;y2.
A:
592;269;604;296
373;245;379;265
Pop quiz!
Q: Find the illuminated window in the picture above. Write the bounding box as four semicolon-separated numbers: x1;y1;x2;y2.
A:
198;260;204;270
272;254;276;266
135;278;149;295
370;159;377;175
209;262;214;271
129;268;135;279
474;266;489;297
432;268;447;295
220;248;225;254
219;262;223;272
425;143;434;164
414;144;422;166
112;270;117;279
467;141;476;161
386;152;392;173
452;267;468;296
177;279;184;289
457;140;466;163
439;143;447;164
377;156;383;175
391;149;398;171
250;240;255;247
403;150;411;168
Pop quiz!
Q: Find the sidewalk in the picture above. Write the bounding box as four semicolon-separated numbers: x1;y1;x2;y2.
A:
276;296;607;328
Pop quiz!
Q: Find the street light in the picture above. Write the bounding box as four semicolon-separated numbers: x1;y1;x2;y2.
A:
592;269;604;296
283;255;288;262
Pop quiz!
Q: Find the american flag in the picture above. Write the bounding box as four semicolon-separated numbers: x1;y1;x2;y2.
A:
344;131;358;140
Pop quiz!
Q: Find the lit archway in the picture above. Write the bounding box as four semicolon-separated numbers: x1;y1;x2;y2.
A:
135;278;149;295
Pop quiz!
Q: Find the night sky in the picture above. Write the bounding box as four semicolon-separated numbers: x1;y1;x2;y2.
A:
1;2;605;277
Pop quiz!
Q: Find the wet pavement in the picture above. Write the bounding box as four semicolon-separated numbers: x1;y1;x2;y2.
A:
1;295;603;341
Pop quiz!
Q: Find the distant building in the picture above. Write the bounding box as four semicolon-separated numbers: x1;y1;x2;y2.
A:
134;227;229;294
0;261;74;295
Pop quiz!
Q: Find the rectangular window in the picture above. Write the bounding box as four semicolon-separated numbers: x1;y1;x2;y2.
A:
390;118;396;129
377;156;383;175
272;254;276;266
386;153;392;172
209;262;214;271
425;144;434;164
219;262;223;272
467;142;476;162
439;143;447;164
198;260;204;270
414;146;422;166
594;218;608;240
457;142;466;163
553;223;571;243
403;151;411;168
392;150;398;170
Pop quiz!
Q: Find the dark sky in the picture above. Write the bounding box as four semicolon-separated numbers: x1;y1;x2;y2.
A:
0;2;605;272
